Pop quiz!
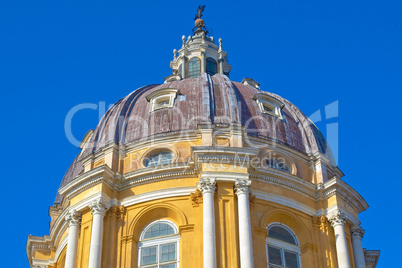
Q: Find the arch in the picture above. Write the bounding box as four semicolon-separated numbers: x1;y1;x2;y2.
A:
266;222;302;268
259;209;311;246
128;202;188;241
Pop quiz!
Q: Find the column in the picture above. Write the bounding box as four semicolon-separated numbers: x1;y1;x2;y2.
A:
201;51;206;73
64;210;82;268
351;226;366;268
329;210;351;268
197;178;217;268
88;198;110;268
235;179;254;268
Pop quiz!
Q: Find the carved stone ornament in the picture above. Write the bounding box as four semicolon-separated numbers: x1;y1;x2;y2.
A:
89;198;110;216
197;178;216;195
234;179;252;196
65;209;82;225
328;209;347;227
190;189;203;207
351;225;365;239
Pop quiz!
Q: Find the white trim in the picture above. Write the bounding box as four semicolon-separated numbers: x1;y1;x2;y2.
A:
253;191;316;216
53;235;68;263
120;186;196;207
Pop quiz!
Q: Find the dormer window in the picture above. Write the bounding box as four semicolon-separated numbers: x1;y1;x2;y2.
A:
189;57;201;78
253;93;285;119
146;88;180;112
206;57;217;76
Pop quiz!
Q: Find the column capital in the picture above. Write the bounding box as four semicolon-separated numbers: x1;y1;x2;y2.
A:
197;178;216;195
234;179;251;196
328;209;347;227
89;198;110;216
65;209;82;226
351;225;365;240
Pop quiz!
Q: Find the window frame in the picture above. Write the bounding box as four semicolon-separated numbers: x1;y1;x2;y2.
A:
266;223;301;268
138;220;180;268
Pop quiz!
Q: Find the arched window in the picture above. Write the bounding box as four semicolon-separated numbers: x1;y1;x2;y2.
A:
138;220;180;268
266;223;301;268
265;157;291;173
144;151;174;167
188;57;200;78
206;57;217;76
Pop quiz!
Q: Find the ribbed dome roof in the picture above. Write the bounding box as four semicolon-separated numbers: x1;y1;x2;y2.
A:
83;73;330;157
54;73;334;204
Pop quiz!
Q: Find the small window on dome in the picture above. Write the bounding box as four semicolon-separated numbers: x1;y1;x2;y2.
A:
206;57;217;76
253;93;285;119
144;151;174;167
146;88;180;112
189;57;201;78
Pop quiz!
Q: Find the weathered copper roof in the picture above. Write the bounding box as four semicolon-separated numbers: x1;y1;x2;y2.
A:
55;73;333;204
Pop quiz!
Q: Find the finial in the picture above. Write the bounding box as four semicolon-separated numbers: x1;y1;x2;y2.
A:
173;49;177;60
193;5;208;35
194;5;205;20
182;35;186;47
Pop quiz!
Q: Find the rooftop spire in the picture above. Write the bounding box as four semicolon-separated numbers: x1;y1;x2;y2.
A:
165;6;231;83
193;5;208;35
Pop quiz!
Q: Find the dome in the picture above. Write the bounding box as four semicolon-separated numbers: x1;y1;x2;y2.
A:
56;73;334;198
29;8;379;268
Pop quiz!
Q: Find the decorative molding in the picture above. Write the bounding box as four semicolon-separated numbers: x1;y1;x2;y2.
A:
179;224;195;234
197;178;216;194
89;198;110;216
351;226;365;240
301;243;319;253
312;215;331;231
65;209;81;226
234;179;251;196
190;189;203;207
120;186;196;207
328;209;347;227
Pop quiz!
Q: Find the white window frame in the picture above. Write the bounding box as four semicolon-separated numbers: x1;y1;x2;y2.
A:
146;88;181;112
138;220;180;268
266;223;301;268
253;93;285;119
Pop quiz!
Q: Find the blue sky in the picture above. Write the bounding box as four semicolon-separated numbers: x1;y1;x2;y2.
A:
1;0;401;267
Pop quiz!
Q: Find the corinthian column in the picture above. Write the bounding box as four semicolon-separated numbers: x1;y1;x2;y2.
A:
64;210;81;268
351;226;366;268
329;210;351;268
235;179;254;268
197;178;217;268
88;198;110;268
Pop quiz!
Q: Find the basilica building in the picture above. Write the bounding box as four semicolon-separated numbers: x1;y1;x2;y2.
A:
27;9;380;268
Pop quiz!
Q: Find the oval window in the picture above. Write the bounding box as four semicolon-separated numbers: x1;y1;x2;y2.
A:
266;157;291;173
144;151;174;167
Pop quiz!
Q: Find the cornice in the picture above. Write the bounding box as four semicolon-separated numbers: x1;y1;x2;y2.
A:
58;164;115;196
318;177;369;213
250;171;316;199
